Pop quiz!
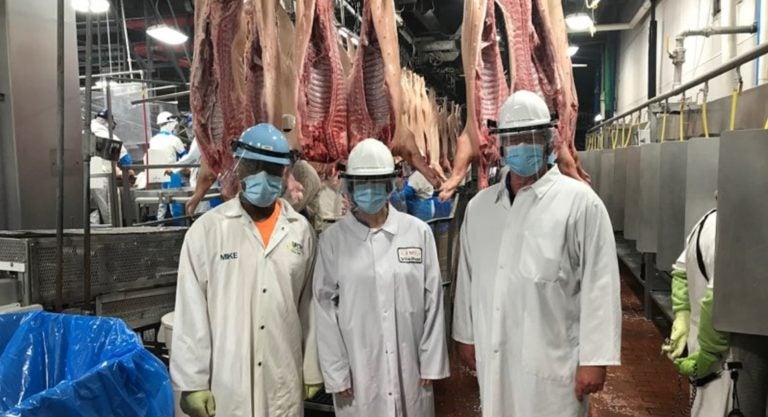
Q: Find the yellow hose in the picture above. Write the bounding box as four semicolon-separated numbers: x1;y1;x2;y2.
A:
619;122;625;149
624;117;634;147
679;100;685;142
702;99;710;138
611;126;618;149
764;117;768;130
660;111;668;143
729;89;739;131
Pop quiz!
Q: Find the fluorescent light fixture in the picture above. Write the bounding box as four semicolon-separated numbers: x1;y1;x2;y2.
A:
72;0;110;13
146;24;189;45
567;45;579;57
572;63;588;68
594;114;604;122
565;13;594;31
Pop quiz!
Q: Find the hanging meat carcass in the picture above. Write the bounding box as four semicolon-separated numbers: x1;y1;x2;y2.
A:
440;0;509;198
190;0;246;196
293;0;348;163
439;0;585;199
347;0;441;187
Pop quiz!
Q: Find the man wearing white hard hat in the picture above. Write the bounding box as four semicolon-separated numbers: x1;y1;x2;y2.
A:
141;111;188;218
313;138;449;417
452;90;622;417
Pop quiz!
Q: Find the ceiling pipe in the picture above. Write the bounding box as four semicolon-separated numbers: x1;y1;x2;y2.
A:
669;23;757;89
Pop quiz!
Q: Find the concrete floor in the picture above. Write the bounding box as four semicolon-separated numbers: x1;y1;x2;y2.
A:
309;261;692;417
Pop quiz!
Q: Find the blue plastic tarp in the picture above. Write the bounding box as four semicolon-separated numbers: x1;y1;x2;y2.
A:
0;311;173;417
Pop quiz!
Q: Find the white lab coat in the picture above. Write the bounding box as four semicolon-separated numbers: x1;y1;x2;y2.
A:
149;130;186;163
674;211;732;416
170;198;323;417
314;206;449;417
90;119;129;224
173;138;202;187
453;166;622;417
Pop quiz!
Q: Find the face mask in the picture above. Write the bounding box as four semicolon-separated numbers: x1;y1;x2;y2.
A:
353;182;389;214
504;143;546;177
243;171;283;207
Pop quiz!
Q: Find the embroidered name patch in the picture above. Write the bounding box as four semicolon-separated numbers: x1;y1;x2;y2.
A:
397;247;423;264
220;252;238;261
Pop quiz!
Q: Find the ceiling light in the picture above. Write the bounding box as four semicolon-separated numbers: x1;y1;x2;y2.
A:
565;13;594;31
572;63;588;68
72;0;110;13
567;45;579;57
146;24;189;45
594;114;604;122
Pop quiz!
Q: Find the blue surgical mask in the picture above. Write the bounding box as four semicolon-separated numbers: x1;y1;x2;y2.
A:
353;183;390;214
243;171;283;207
504;143;546;177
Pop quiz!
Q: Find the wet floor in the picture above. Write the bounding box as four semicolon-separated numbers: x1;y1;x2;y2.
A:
431;261;691;417
308;261;692;417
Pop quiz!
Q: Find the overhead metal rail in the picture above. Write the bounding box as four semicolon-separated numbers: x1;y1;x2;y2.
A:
588;41;768;133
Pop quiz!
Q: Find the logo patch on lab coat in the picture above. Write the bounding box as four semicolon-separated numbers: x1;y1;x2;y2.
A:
397;247;422;264
287;241;304;256
220;252;238;261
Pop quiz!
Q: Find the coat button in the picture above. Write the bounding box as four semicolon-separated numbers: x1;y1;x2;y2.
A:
388;392;392;396
262;288;267;293
260;325;265;330
258;362;262;366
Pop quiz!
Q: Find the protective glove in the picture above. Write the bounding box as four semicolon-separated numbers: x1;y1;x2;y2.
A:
305;383;323;400
661;310;690;359
180;390;216;417
673;288;729;378
674;350;720;378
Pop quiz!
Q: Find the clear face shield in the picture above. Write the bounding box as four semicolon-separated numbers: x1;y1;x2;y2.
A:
228;141;291;207
497;128;552;181
340;175;397;215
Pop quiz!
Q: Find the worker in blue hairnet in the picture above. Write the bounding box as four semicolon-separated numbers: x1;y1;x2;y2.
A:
170;123;322;417
453;90;621;417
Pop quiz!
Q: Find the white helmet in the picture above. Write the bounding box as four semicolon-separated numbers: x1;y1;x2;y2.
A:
343;138;395;178
497;90;552;132
157;111;178;127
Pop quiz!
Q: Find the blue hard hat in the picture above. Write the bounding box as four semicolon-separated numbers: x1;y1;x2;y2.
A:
233;123;291;166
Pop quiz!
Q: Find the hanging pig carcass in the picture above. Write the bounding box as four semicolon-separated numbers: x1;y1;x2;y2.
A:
293;0;348;163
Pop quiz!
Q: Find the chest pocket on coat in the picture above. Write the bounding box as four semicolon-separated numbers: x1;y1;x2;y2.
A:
518;230;564;283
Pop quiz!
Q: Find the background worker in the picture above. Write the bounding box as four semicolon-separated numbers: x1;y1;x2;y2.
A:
90;109;133;224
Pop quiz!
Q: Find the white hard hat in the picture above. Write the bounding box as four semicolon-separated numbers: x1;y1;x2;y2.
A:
343;138;395;178
157;111;177;126
497;90;552;131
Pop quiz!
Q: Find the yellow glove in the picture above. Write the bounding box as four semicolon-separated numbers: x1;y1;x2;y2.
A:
180;390;216;417
662;310;691;359
305;383;323;399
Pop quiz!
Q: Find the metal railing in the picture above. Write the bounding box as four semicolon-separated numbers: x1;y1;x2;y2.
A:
587;41;768;136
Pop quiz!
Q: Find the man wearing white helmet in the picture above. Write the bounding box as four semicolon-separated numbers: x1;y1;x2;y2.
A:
171;123;323;417
142;111;188;218
313;138;449;417
452;90;622;416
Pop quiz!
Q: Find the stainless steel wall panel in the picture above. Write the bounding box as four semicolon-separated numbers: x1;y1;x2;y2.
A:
637;144;661;253
0;0;83;229
612;149;627;231
684;137;720;235
599;151;616;227
623;147;642;240
656;141;688;271
713;130;768;336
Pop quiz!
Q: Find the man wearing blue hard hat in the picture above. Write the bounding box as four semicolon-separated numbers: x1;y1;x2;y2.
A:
170;123;323;417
